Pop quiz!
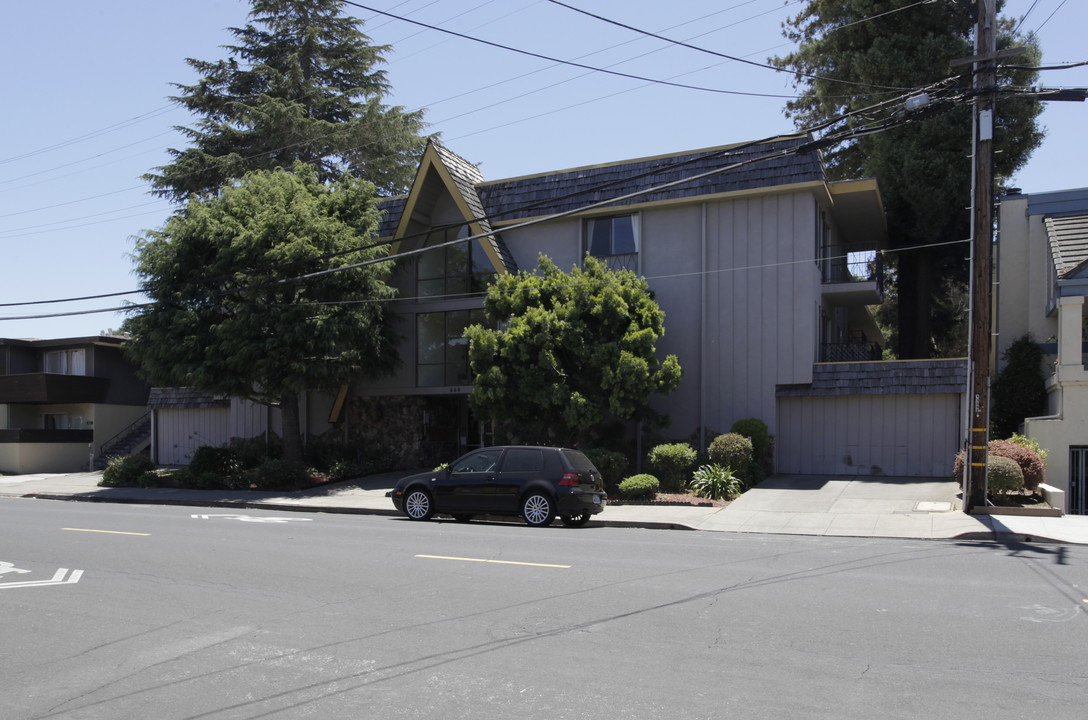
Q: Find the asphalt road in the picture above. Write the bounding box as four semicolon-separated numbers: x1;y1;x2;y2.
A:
2;498;1086;719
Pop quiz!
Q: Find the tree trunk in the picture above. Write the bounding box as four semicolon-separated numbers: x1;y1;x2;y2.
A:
280;391;305;465
896;250;935;359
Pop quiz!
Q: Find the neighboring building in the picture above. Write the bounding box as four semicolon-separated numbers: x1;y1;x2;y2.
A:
151;135;966;476
0;335;150;473
996;187;1088;514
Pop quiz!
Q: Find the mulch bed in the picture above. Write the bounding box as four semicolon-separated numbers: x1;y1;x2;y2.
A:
608;492;730;508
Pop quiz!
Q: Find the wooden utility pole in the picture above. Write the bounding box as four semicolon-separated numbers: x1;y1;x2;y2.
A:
966;0;997;512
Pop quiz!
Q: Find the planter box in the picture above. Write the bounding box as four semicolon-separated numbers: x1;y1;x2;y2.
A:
973;505;1062;518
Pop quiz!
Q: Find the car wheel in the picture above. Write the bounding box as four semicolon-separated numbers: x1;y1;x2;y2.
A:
404;488;434;521
560;512;591;528
522;493;555;527
451;513;473;523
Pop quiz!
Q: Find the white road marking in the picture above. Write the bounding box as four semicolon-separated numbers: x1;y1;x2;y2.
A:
191;513;312;523
0;567;83;590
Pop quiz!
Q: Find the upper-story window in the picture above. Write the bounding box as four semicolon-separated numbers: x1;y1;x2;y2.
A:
44;349;85;375
586;215;639;257
417;225;495;299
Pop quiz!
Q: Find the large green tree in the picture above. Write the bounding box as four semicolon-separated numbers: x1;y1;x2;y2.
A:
124;166;398;463
774;0;1043;358
145;0;428;201
465;256;682;445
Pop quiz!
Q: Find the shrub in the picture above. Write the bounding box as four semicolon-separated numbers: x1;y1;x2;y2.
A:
245;459;311;491
729;418;770;462
100;455;156;488
989;440;1045;490
1008;433;1048;465
229;435;276;468
618;474;659;499
188;445;240;477
329;460;368;483
990;335;1047;440
584;448;629;494
987;456;1024;495
647;443;697;492
690;464;743;501
953;439;1045;490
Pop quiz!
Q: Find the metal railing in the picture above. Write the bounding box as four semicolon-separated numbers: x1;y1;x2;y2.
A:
820;246;883;285
97;411;151;456
820;342;883;363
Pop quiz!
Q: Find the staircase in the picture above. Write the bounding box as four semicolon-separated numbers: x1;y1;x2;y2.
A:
91;413;152;470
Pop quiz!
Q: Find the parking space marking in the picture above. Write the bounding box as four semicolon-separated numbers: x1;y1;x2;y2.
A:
63;528;150;536
416;554;570;569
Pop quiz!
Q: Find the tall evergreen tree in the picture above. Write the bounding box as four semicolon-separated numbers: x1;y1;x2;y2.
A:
773;0;1043;358
146;0;428;201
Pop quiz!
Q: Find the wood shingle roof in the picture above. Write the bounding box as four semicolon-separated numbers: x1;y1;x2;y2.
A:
377;134;823;237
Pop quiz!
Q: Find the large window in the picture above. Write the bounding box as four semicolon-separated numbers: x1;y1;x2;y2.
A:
586;215;639;257
417;226;495;299
417;309;487;388
44;349;85;375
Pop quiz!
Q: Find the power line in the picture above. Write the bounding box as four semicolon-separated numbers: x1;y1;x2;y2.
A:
344;1;807;99
543;0;909;91
0;77;966;315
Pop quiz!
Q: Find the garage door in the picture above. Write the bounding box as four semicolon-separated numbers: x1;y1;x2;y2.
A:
776;392;961;477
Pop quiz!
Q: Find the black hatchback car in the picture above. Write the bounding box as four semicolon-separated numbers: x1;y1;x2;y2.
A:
389;446;606;527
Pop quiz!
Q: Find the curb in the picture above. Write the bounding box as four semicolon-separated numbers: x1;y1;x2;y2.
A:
23;493;401;517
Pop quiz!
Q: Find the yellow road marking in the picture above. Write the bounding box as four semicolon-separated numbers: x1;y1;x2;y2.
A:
62;528;150;536
416;554;569;569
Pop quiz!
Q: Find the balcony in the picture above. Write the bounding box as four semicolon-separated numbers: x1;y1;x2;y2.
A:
0;373;109;403
0;428;94;444
820;246;883;305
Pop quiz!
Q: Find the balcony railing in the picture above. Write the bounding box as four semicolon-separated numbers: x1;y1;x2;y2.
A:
820;342;883;363
0;428;94;444
820;246;883;286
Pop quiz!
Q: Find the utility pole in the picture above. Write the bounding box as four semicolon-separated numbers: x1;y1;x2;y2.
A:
965;0;996;512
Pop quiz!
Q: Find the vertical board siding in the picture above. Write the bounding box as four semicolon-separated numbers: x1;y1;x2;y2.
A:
155;408;230;465
777;393;960;477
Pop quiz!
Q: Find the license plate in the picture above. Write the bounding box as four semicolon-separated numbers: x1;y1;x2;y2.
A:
592;495;601;504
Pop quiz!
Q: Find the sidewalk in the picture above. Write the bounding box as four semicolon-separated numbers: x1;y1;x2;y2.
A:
2;470;1087;545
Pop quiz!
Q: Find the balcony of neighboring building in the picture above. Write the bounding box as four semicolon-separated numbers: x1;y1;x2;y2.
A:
0;373;109;404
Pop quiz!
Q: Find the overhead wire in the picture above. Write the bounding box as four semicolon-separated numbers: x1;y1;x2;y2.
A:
0;79;970;322
543;0;909;91
2;0;918;228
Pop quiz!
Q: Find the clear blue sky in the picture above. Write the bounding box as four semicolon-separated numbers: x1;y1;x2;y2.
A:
1;0;1084;339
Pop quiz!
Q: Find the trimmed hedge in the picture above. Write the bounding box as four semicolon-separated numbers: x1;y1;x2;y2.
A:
729;418;770;462
647;443;697;493
618;474;659;499
987;456;1024;494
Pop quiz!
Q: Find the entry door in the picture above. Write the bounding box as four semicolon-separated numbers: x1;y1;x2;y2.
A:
1070;447;1088;515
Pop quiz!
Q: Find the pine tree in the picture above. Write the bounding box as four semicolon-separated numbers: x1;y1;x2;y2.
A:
773;0;1043;358
146;0;428;201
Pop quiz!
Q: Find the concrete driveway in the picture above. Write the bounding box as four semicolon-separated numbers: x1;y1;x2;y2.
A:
701;474;978;538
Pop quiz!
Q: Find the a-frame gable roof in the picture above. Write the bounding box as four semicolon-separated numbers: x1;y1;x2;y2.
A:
389;141;516;274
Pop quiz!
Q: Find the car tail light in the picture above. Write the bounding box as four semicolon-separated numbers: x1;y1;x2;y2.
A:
559;473;580;486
